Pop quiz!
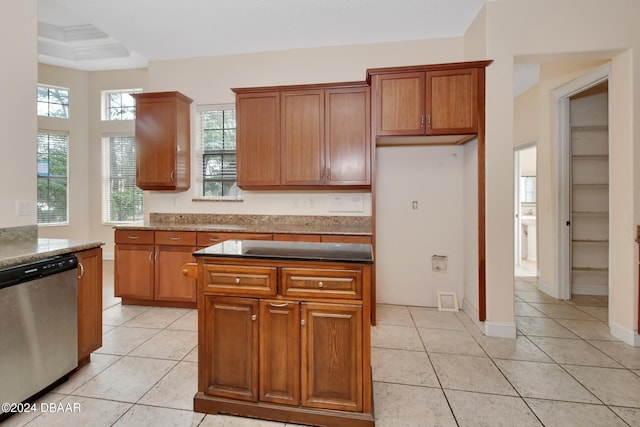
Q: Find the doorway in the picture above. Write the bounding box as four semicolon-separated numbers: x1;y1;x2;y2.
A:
554;64;610;300
514;145;537;277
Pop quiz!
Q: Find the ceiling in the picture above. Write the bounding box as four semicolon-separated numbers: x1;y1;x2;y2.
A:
38;0;487;71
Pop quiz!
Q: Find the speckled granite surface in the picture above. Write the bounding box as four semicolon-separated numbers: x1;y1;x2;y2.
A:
0;225;104;268
114;214;372;236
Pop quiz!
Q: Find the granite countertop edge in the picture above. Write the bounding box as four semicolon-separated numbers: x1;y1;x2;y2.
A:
0;239;104;268
113;223;372;236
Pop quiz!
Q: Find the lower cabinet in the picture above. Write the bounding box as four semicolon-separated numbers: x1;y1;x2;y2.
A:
195;258;374;426
115;230;196;307
75;247;103;361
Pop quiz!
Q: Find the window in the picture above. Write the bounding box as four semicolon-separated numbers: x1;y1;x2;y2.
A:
37;132;68;224
102;89;142;120
199;105;240;198
37;85;69;118
102;136;143;223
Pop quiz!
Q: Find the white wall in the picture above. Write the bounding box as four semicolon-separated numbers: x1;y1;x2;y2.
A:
0;0;37;228
37;64;90;240
376;145;465;307
467;0;640;340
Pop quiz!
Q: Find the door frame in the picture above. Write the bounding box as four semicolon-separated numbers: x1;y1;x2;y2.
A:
551;63;610;300
514;142;537;270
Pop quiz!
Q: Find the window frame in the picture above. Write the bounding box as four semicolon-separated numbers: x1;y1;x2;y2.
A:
101;134;144;225
101;88;142;121
37;84;70;119
195;104;241;201
37;130;69;226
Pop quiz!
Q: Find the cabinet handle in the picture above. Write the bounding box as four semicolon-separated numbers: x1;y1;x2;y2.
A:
209;237;220;242
251;314;257;321
148;252;153;262
301;319;305;325
127;236;140;240
318;281;324;288
77;262;85;280
427;114;431;128
235;277;241;284
169;237;181;241
269;302;289;307
170;170;175;181
326;167;330;180
420;114;425;128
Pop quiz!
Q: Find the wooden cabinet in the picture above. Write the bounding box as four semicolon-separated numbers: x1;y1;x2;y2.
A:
133;91;193;191
236;92;281;187
260;299;300;405
273;234;371;244
75;247;103;362
302;303;362;411
194;256;374;426
115;230;155;300
197;232;272;248
203;296;259;401
115;229;196;307
281;90;325;185
233;83;370;189
369;63;488;138
154;231;197;303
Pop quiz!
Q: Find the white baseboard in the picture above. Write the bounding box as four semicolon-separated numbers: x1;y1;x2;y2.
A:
537;279;562;299
462;299;517;338
610;321;640;347
484;321;517;338
572;284;608;296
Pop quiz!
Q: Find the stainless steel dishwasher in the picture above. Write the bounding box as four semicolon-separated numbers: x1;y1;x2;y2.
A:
0;255;78;416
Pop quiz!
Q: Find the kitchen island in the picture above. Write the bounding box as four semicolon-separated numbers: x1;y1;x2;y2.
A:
189;239;375;426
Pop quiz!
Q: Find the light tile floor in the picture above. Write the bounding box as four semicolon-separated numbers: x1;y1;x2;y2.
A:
5;267;640;426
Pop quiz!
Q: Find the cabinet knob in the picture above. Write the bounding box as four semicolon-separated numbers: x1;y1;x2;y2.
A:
251;314;257;321
301;319;305;325
235;277;240;284
318;281;324;288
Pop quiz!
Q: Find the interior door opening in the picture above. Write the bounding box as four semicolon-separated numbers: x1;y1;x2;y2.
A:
514;145;538;277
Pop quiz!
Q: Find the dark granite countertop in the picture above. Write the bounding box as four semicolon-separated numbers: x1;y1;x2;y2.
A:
194;240;373;264
114;214;372;236
0;239;104;268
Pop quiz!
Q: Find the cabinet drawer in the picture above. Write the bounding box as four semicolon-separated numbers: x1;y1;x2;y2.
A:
197;232;272;247
115;230;154;245
203;264;277;297
281;268;362;300
155;231;196;246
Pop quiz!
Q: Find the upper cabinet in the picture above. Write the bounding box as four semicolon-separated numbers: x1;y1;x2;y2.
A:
236;92;281;187
133;91;193;191
368;61;491;142
233;83;370;190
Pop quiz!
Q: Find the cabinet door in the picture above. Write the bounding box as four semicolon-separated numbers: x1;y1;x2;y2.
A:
259;300;300;405
76;247;103;360
236;92;281;187
374;72;425;136
134;92;191;191
114;243;154;300
281;90;325;186
203;296;259;401
301;303;362;412
325;87;371;186
426;68;478;135
155;245;197;302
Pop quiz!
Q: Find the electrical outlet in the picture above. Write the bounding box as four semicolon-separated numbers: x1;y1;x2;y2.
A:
432;255;448;272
